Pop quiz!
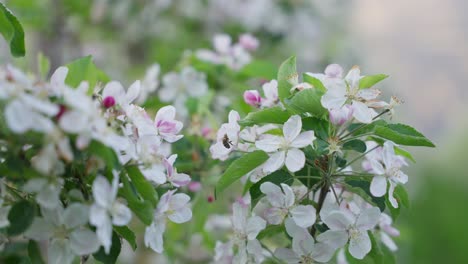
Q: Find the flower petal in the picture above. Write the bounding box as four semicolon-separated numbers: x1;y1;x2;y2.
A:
356;207;381;230
285;148;305;172
283;115;302;142
263;151;286;174
349;230;371;259
111;203;132;226
69;229;101;255
290;205;316;228
290;131;315;148
370;176;387;197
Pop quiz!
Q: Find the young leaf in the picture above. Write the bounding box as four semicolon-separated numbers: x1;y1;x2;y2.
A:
238;106;291;127
114;226;137;250
374;124;435;147
277;56;297;101
126;166;158;207
303;73;327;93
216;151;269;197
287;89;327;118
28;240;45;264
0;3;25;57
7;200;36;236
394;146;416;163
343;139;367;153
359;74;388;89
257;225;285;240
249;170;294;206
120;175;154;225
65;55;109;92
93;231;121;264
394;184;409;208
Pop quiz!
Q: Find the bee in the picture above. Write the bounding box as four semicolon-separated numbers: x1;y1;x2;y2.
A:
222;134;233;149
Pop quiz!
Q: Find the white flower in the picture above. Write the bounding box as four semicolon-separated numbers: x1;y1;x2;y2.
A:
136;63;160;103
329;104;354;126
23;178;63;209
210;110;241;161
154;105;183;143
159;67;208;117
101;80;141;109
25;204;100;264
318;207;381;259
144;189;192;253
90;175;132;253
164;154;191;187
231;201;267;263
213;240;234;264
275;219;334;263
260;182;316;228
369;141;408;208
378;213;400;251
320;66;381;124
5;94;59;134
305;64;344;89
260;80;279;108
255;115;315;173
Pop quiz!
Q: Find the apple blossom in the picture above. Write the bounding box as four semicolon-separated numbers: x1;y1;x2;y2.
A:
243;90;262;107
255;115;315;173
260;79;280;108
154;105;183;142
210;110;241;160
164;154;191;187
90;175;132;253
144;189;192;253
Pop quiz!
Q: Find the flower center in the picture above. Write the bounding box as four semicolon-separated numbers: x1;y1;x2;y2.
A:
103;96;116;108
299;255;315;264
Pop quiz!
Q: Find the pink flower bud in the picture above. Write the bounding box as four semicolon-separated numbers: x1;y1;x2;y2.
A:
325;64;343;78
207;195;215;203
243;90;261;107
188;181;202;192
55;104;67;121
201;127;213;139
102;96;116;108
329;105;353;125
239;34;259;51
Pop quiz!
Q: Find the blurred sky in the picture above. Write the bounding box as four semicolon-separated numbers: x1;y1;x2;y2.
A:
348;0;468;145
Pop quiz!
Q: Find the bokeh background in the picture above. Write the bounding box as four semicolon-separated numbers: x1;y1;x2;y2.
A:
1;0;467;263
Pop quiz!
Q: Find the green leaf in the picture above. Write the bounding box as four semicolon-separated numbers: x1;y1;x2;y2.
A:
277;56;297;101
287;89;327;118
257;224;285;240
88;140;121;170
303;73;327;93
216;151;269;197
343;139;367;153
249;170;294;205
37;52;50;80
238;106;291;127
93;231;121;264
394;184;409;208
120;175;154;225
240;60;277;80
394;146;416;163
0;3;25;57
126;166;158;207
374;123;435;147
344;179;386;212
359;74;388;89
114;226;137;250
7;200;36;236
302;117;329;141
28;240;45;264
65;55;109;91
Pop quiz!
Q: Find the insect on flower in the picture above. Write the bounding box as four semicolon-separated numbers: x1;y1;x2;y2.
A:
222;134;233;149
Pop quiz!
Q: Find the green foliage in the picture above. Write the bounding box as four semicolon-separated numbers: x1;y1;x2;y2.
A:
114;226;137;250
343;139;367;153
27;240;44;264
394;146;415;163
93;231;121;264
0;3;25;57
7;200;36;236
344;179;386;212
257;224;285;240
302;73;327;93
65;56;109;91
120;175;154;225
238;106;291;127
215;150;269;197
126;166;158;207
277;56;297;101
88;140;121;170
287;89;327;118
374;123;435;147
249;170;294;206
359;74;388;89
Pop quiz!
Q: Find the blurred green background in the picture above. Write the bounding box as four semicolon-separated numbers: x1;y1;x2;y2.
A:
1;0;467;263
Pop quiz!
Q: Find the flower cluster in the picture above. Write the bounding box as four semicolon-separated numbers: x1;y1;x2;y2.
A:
0;63;192;263
210;57;434;263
